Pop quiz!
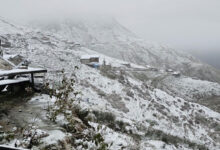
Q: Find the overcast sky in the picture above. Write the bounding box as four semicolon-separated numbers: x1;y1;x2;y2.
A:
0;0;220;54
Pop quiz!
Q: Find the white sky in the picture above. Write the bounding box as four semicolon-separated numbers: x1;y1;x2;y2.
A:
0;0;220;53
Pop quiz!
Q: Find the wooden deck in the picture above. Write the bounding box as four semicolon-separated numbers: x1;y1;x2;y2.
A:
0;68;47;77
0;78;29;86
0;67;47;91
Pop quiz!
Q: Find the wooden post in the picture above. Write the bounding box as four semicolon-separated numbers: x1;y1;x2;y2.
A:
0;39;3;57
31;73;34;86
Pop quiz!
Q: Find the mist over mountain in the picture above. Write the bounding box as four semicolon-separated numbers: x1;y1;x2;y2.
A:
0;17;220;149
27;16;220;84
185;50;220;70
0;1;220;150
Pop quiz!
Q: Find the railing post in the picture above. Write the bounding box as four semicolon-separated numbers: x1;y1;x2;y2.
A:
31;73;34;86
0;39;3;57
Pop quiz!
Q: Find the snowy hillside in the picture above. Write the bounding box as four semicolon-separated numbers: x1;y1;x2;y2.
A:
30;16;220;83
0;17;23;35
0;17;220;150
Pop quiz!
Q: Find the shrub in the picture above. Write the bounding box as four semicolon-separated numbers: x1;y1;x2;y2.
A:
92;111;116;123
45;70;79;122
45;70;110;150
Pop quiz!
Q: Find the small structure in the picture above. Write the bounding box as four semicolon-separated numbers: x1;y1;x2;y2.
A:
87;62;100;69
80;55;100;68
122;63;131;68
172;71;181;77
150;67;158;71
1;41;11;48
145;65;151;68
74;43;81;47
166;69;173;73
80;55;99;64
0;38;11;48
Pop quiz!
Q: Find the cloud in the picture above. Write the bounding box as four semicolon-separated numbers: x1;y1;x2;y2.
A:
0;0;220;53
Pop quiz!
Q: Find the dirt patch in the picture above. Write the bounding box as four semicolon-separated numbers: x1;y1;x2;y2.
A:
0;92;34;131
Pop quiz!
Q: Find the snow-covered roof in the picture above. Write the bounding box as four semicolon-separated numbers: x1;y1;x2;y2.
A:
80;55;99;59
3;54;18;60
172;71;180;75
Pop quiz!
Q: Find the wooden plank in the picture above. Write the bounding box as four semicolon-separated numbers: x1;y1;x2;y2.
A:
0;145;27;150
0;78;30;86
0;68;47;77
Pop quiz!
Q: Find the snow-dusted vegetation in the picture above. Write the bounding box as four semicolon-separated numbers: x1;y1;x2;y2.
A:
0;16;220;150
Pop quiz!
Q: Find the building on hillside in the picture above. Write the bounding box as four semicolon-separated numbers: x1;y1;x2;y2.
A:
1;41;11;48
122;63;131;68
150;67;158;71
80;55;100;68
166;68;173;72
172;71;181;77
0;38;11;48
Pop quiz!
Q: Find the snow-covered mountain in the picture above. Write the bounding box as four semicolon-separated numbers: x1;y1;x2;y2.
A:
0;17;220;150
30;16;220;83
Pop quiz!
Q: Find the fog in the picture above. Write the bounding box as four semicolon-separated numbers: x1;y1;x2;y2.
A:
0;0;219;68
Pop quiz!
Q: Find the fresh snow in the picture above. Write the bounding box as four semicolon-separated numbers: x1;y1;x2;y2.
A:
0;16;220;150
0;78;29;86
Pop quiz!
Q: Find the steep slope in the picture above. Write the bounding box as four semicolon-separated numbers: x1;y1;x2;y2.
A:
30;16;220;83
0;17;23;34
0;18;220;149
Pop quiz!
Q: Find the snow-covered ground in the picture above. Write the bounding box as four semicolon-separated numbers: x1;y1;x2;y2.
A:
0;17;220;149
158;76;220;101
30;16;220;83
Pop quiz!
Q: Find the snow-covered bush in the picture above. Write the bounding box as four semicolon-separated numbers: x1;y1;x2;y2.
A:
45;70;79;122
45;71;111;149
